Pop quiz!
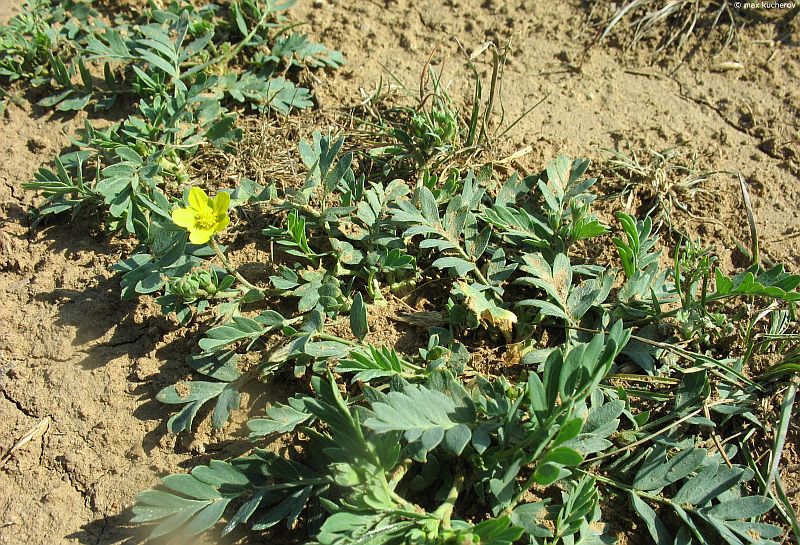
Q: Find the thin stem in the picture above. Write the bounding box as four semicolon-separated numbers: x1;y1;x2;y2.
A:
210;238;262;293
316;332;357;346
501;472;538;517
221;9;271;65
591;471;708;543
389;460;412;489
184;7;280;79
588;472;664;504
583;397;731;464
480;45;500;146
562;322;758;389
434;473;464;529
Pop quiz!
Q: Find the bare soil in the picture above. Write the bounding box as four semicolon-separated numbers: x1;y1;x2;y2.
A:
0;1;798;544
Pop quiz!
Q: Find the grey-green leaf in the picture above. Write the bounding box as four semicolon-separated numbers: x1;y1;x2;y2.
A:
633;447;707;491
631;493;672;544
349;292;368;341
704;496;774;520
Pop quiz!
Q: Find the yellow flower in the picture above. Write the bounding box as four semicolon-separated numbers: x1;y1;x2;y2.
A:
171;187;231;244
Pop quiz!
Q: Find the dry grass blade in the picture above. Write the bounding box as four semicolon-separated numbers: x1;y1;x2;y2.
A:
595;0;738;54
601;0;648;41
601;142;722;234
0;416;50;467
738;171;759;267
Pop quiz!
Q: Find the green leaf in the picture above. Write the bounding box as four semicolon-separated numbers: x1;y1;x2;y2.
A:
162;475;221;500
212;385;241;429
336;346;411;383
432;256;475;276
248;400;311;437
349;292;368;341
704;496;774;520
443;424;472;455
157;381;226;404
509;502;551;538
304;341;351;358
182;499;231;535
631;493;671;544
672;462;749;506
533;462;565;486
156;381;227;434
541;446;583;466
472;516;525;545
364;384;471;455
633;446;707;491
199;316;268;352
251;486;313;530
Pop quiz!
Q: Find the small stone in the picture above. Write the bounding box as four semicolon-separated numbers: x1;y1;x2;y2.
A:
126;444;146;460
187;438;206;454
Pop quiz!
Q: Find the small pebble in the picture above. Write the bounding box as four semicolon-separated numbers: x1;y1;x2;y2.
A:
126;444;146;460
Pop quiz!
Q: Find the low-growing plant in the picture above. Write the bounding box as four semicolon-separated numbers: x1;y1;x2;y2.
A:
119;134;799;543
7;0;342;233
7;1;800;545
601;142;722;235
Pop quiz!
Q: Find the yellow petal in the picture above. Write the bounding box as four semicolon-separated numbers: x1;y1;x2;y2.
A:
171;207;195;228
215;214;230;231
188;228;213;245
188;187;209;212
213;191;230;215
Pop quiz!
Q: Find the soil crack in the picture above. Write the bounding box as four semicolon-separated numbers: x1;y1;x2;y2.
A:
102;328;149;348
1;388;36;418
672;75;759;143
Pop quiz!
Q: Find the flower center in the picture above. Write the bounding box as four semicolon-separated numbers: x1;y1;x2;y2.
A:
194;209;216;230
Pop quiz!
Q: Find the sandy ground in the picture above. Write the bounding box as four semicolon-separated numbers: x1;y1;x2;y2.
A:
0;0;798;544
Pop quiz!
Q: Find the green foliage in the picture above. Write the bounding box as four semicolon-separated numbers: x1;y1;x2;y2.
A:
25;152;101;223
157;266;237;325
336;345;420;383
15;0;341;231
613;212;659;279
483;155;606;256
712;265;800;303
0;0;65;84
517;252;611;325
8;8;800;542
626;443;781;545
369;70;460;175
118;131;796;543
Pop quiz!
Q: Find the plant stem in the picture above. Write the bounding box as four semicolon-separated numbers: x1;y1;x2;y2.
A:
435;473;464;529
210;238;262;293
222;8;271;65
316;332;357;346
501;472;537;517
582;397;731;464
389;460;412;489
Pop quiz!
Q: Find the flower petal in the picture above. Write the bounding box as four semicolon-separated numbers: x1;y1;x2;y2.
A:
215;214;230;232
188;187;209;212
188;228;214;245
213;191;230;215
171;207;195;228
